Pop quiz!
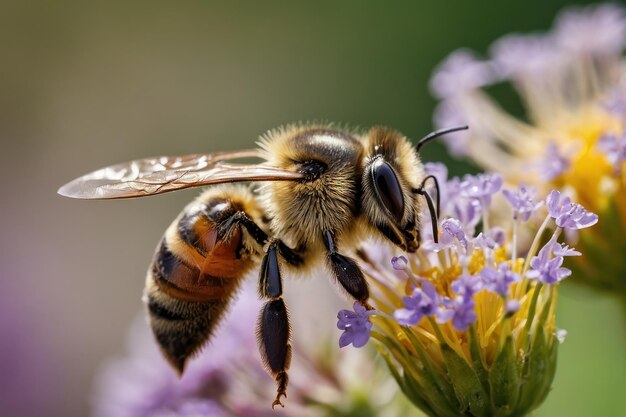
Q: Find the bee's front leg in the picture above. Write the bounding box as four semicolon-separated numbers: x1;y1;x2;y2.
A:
257;241;291;409
322;230;372;309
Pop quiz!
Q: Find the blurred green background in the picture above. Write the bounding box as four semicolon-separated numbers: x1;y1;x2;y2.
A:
1;1;624;416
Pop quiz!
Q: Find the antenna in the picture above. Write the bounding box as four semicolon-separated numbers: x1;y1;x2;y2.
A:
416;125;468;153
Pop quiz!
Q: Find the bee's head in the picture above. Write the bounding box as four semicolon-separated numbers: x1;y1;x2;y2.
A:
361;126;467;252
361;127;424;252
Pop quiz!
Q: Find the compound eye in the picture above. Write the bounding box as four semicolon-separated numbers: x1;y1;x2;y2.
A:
371;159;404;222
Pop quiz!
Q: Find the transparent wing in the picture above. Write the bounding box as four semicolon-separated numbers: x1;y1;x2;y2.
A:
58;149;302;199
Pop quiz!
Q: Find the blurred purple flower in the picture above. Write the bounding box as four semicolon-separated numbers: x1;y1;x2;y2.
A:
597;132;626;173
480;262;520;297
602;88;626;116
505;299;521;314
394;280;440;326
91;284;292;417
490;33;562;79
429;49;495;99
536;142;570;181
337;302;375;348
450;273;483;297
490;227;507;247
502;185;541;221
461;173;503;209
472;232;497;251
554;3;626;55
432;100;471;156
546;190;598;229
391;255;408;271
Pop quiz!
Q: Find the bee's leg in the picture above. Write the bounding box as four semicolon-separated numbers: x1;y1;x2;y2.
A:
257;241;291;409
216;211;268;245
322;230;372;309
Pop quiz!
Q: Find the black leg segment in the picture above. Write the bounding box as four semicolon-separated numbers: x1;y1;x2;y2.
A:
258;242;282;298
258;299;292;408
256;240;293;408
323;230;371;308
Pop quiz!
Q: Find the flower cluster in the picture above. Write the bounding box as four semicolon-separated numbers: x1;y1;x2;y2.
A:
337;166;597;417
430;3;626;298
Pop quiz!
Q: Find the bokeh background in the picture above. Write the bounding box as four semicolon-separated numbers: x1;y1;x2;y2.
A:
1;1;625;416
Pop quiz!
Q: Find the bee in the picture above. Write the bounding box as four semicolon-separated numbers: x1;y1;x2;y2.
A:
58;123;466;408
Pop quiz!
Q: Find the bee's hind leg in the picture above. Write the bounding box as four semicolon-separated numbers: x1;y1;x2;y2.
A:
257;241;292;408
322;230;373;310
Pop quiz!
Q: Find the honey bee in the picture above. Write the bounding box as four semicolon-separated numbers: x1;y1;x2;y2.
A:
58;123;466;408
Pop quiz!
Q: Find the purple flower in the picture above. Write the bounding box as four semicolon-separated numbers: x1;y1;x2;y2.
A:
438;294;477;331
526;236;575;285
552;241;581;257
602;88;626;116
554;4;626;55
502;185;542;221
527;255;571;285
441;218;468;250
472;232;497;251
391;255;408;271
432;100;471;156
490;33;562;80
429;49;495;99
394;280;440;326
535;142;570;181
597;133;626;173
505;299;521;314
461;173;503;209
450;273;483;296
424;217;471;252
177;400;225;416
337;302;375;348
546;190;598;229
91;283;297;417
480;262;520;297
490;227;507;247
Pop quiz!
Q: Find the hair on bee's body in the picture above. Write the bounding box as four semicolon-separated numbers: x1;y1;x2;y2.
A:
59;121;466;408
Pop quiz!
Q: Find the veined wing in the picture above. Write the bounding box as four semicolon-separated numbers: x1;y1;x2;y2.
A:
58;150;302;199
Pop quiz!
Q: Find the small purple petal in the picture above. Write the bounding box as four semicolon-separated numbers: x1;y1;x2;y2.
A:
553;241;581;257
441;218;468;251
472;233;497;251
337;302;374;348
430;49;495;99
546;190;598;230
433;100;471;156
490;227;507;246
480;263;520;297
534;142;570;181
503;185;542;221
490;33;563;80
554;4;626;56
439;293;477;331
597;132;626;173
451;273;482;296
393;281;440;326
505;299;521;314
461;173;503;209
391;255;408;271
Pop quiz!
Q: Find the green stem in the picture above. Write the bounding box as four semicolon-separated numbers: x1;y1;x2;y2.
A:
521;282;544;348
522;214;552;276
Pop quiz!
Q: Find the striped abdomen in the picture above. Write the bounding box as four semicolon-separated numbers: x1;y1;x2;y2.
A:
144;187;264;373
